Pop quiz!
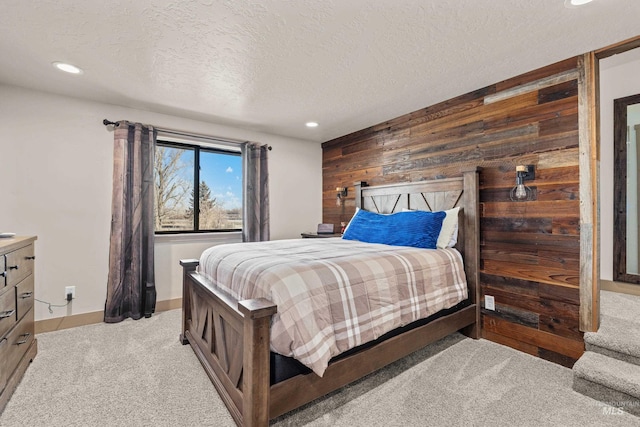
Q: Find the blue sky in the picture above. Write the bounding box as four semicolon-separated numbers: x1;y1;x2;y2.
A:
200;151;242;209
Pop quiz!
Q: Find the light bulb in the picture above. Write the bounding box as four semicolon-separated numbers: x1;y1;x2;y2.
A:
514;184;528;200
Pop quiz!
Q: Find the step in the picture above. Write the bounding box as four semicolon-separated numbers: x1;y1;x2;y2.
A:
600;290;640;322
573;351;640;416
583;315;640;366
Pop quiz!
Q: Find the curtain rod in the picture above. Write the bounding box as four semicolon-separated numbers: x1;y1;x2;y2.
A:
102;119;272;150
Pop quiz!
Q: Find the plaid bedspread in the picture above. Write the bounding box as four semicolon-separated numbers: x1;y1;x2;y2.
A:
198;238;467;377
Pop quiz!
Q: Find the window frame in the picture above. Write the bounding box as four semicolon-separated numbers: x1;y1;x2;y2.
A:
154;139;243;235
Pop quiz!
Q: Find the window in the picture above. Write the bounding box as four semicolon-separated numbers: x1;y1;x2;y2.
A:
154;140;242;233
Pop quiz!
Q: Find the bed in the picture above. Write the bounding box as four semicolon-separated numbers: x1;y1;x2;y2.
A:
179;168;480;426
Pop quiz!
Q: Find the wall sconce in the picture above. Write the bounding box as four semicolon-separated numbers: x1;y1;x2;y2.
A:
336;187;347;206
510;165;535;201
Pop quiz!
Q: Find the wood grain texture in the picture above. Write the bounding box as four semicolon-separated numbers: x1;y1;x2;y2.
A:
322;57;585;364
483;314;583;360
240;299;276;427
577;52;599;333
0;237;37;414
594;35;640;60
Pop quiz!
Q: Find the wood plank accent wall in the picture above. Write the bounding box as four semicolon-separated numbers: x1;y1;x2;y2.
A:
322;57;584;367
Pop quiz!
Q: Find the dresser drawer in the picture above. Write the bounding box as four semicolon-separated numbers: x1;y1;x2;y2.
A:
0;336;7;394
0;287;17;339
16;275;34;322
5;244;34;287
1;310;34;380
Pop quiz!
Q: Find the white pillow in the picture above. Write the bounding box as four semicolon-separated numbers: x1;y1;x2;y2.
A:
436;207;460;249
342;207;360;235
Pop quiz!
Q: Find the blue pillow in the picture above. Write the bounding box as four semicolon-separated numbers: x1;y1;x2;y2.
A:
342;209;445;249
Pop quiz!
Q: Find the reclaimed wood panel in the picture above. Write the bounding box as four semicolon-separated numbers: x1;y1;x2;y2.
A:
483;330;538;357
322;57;584;365
538;348;578;369
578;52;600;333
539;314;582;341
482;165;579;189
483;314;584;361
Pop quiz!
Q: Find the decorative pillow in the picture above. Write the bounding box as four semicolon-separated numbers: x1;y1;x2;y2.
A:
342;209;445;249
401;207;461;249
436;207;461;249
343;206;392;234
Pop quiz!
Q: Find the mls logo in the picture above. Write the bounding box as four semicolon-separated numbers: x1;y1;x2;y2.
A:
602;407;624;415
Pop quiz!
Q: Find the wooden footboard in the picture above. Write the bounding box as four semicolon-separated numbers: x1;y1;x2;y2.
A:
180;259;276;426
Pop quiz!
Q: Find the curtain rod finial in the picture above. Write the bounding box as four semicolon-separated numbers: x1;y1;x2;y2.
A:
103;119;119;127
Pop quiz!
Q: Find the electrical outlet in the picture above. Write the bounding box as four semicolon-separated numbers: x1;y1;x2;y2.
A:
485;295;495;311
65;286;76;301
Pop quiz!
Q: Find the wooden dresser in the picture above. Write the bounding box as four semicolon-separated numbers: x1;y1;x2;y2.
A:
0;236;37;413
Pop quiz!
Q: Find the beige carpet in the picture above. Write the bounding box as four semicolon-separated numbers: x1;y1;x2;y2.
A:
573;290;640;415
1;309;637;427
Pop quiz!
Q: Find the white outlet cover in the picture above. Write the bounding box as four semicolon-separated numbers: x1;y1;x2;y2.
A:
485;295;495;311
65;286;76;299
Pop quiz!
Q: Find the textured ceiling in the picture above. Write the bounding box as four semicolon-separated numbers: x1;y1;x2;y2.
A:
1;0;639;142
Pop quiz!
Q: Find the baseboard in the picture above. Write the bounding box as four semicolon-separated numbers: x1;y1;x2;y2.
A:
601;280;640;297
35;298;182;334
156;297;183;312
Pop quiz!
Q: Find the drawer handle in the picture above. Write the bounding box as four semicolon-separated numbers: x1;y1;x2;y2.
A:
0;271;5;277
0;309;15;319
20;291;33;299
16;333;31;345
25;256;35;260
8;265;18;270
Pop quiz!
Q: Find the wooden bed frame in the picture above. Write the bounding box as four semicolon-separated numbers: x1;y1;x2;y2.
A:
179;168;480;427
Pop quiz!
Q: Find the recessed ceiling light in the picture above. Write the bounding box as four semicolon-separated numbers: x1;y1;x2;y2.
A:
305;122;319;128
564;0;594;7
52;62;83;74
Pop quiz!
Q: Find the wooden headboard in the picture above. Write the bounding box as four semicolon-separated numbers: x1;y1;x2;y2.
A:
354;168;480;320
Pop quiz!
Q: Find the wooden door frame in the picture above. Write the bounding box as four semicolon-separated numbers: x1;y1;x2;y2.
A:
578;51;599;333
579;35;640;333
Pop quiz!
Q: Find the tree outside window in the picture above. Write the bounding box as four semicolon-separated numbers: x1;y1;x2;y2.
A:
154;141;242;233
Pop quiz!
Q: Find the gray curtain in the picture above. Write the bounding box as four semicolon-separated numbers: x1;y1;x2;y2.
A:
105;121;157;323
242;142;270;242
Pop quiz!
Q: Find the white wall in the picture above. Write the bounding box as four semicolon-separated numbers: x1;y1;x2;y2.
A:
0;84;322;321
599;51;640;280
